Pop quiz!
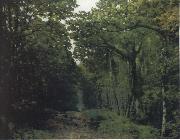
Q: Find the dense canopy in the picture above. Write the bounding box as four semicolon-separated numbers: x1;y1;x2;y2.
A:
0;0;179;139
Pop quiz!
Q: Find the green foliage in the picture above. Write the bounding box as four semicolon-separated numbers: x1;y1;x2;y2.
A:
0;0;179;139
83;109;159;138
13;129;56;139
69;0;179;138
98;119;159;138
83;109;119;120
0;0;79;130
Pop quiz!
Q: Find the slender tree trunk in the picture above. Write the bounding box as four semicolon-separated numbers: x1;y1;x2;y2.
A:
161;85;166;137
135;98;139;116
97;92;103;108
125;98;130;117
160;37;168;138
129;96;135;115
106;90;110;108
108;52;113;110
113;91;120;115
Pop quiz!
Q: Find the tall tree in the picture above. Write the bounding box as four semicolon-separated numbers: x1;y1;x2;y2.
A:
69;0;179;137
0;0;78;138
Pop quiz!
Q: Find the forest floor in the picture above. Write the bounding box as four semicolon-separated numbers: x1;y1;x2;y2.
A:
13;109;159;139
14;111;104;139
43;111;102;139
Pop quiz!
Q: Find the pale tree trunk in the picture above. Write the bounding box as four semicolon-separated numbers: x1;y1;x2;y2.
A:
129;96;135;116
135;99;139;115
160;37;168;138
161;85;166;137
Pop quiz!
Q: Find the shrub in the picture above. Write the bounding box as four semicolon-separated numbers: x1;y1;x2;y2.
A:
83;109;159;138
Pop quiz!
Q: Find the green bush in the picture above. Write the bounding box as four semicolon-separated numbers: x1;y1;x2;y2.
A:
83;109;159;138
83;109;119;120
98;115;159;138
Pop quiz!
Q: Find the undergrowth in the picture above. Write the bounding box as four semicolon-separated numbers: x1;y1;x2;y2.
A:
13;109;160;139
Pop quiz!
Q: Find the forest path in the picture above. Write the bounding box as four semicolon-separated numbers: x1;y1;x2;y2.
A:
41;111;100;139
14;109;159;139
14;111;103;139
54;125;97;139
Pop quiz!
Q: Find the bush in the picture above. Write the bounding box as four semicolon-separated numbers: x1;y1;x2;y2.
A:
83;109;119;120
83;109;159;138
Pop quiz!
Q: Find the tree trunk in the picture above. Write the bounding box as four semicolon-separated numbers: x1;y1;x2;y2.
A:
126;55;137;117
109;52;121;113
161;85;166;137
113;91;120;115
106;91;110;108
135;98;139;115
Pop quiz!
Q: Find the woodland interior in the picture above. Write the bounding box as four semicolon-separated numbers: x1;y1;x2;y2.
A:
0;0;179;139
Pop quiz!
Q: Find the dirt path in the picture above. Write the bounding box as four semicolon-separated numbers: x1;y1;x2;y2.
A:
44;111;100;139
14;111;103;139
55;126;97;139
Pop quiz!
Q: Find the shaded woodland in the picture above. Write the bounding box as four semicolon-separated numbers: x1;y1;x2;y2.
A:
0;0;179;138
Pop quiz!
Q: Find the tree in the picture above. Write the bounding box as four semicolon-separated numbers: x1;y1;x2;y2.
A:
0;0;79;138
69;0;179;137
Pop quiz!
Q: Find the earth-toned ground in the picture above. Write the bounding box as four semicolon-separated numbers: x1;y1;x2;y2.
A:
13;110;159;139
14;111;103;139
